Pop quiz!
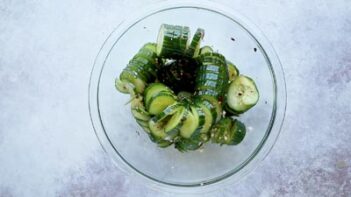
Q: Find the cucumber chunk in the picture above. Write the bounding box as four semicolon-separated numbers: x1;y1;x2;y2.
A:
185;28;205;58
226;75;259;114
199;46;213;55
226;60;239;82
156;24;190;57
146;92;177;115
144;83;173;107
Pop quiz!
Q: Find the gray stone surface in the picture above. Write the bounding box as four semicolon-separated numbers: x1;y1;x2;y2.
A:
0;0;350;196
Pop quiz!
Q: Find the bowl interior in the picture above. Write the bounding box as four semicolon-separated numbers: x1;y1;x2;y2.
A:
96;6;275;186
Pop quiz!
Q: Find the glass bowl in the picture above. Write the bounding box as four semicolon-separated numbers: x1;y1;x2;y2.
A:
89;0;286;193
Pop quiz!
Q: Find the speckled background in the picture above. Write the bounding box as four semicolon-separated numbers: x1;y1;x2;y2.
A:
0;0;350;196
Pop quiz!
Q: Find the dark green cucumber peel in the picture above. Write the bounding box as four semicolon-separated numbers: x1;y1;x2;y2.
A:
156;24;190;57
175;137;203;152
117;43;158;94
185;28;205;58
210;117;246;145
195;52;229;99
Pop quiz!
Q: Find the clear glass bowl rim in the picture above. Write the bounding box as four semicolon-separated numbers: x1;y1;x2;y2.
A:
88;0;287;193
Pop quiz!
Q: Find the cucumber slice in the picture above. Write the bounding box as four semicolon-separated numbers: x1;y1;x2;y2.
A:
144;83;173;107
179;106;199;139
149;118;167;139
175;138;202;152
195;52;229;99
226;61;239;82
142;42;157;52
148;132;173;148
119;70;146;93
152;103;181;122
210;117;232;144
199;46;213;55
132;108;150;121
115;78;132;94
116;42;158;94
197;102;214;133
210;118;246;145
189;105;206;140
198;95;222;122
156;24;190;57
146;92;177;115
177;91;192;101
164;107;186;138
228;119;246;145
226;75;259;113
136;119;149;127
185;28;205;58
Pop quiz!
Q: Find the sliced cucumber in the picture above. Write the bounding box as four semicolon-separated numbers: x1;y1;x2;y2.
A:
210;118;246;145
115;78;132;94
132;107;150;121
226;75;259;114
175;138;202;152
136;119;149;127
179;106;199;139
148;133;173;148
156;24;190;57
199;46;213;55
142;42;157;52
195;52;229;99
148;104;185;141
226;61;239;82
185;28;205;58
177;91;192;101
149;118;167;139
164;107;186;138
210;117;232;144
118;43;158;94
196;102;214;134
228;119;246;145
152;102;181;121
197;95;222;122
119;71;146;93
144;83;173;107
147;91;177;115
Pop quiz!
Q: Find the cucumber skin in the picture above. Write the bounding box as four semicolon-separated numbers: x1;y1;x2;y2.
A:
228;120;246;145
118;43;158;93
226;60;240;82
210;117;246;145
175;138;203;152
185;28;204;58
195;53;229;99
157;24;190;58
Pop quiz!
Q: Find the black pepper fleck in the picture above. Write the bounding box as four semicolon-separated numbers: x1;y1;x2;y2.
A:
231;37;235;41
254;48;257;52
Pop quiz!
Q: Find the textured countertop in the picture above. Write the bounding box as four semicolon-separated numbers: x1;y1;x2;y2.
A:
0;0;350;196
